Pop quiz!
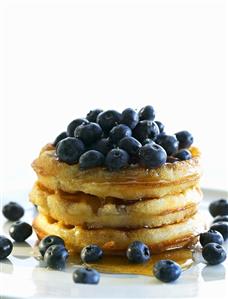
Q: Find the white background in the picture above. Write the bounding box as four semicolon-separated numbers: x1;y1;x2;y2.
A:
1;0;227;192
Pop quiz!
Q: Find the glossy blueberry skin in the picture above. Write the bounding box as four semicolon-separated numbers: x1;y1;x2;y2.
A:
2;202;24;221
210;222;228;241
90;138;113;155
156;135;179;156
139;143;167;169
105;149;129;171
139;105;155;121
44;244;69;270
212;215;228;224
202;243;226;265
155;121;165;133
96;110;121;133
174;149;192;161
53;132;68;147
73;267;100;284
153;260;181;282
133;120;159;142
209;199;228;217
86;109;103;122
0;236;13;260
80;244;103;263
56;137;85;164
79;150;105;170
74;122;103;145
9;221;32;242
39;235;65;257
141;138;154;145
199;230;224;247
175;130;193;149
126;241;150;264
121;108;139;129
109;124;132;144
67;118;89;137
119;137;142;157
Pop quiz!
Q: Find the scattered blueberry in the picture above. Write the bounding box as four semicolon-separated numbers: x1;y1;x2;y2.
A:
153;260;181;282
53;132;68;147
202;243;226;265
90;138;113;155
212;215;228;224
121;108;139;129
67;118;89;137
133;120;159;142
44;244;69;270
74;122;103;145
105;149;129;171
155;121;165;133
139;105;155;121
119;136;142;157
199;230;224;247
139;143;167;169
9;221;32;242
156;135;179;156
97;110;121;133
126;241;150;263
210;222;228;241
174;149;192;161
56;137;85;164
209;199;228;217
86;109;103;122
79;150;105;170
175;130;193;149
39;235;65;257
80;245;103;263
0;236;13;260
2;202;24;221
109;124;132;144
73;267;100;284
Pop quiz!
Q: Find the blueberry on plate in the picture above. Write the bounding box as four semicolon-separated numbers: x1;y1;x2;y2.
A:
121;108;139;129
109;124;132;144
90;138;113;155
80;244;103;263
119;136;142;157
156;135;179;156
212;215;228;224
96;110;121;133
56;137;85;164
199;230;224;247
139;143;167;169
53;132;68;147
79;150;105;170
126;241;150;263
209;198;228;217
44;244;69;270
202;243;226;265
74;122;103;145
86;109;103;122
155;121;165;133
175;130;193;149
67;118;89;137
210;222;228;241
138;105;155;121
0;235;13;260
133;120;159;142
105;149;129;171
73;267;100;284
39;235;65;257
173;149;192;161
9;221;33;242
153;260;181;283
2;202;24;221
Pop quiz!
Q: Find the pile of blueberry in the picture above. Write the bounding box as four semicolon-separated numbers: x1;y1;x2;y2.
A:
53;106;194;170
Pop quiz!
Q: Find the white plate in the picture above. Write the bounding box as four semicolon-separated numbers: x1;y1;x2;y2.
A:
1;188;228;299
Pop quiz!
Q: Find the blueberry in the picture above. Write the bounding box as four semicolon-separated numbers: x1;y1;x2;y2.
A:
109;124;132;144
153;260;181;282
141;138;154;145
39;235;65;257
139;105;155;121
212;215;228;224
0;236;13;259
126;241;150;263
53;132;68;147
80;244;103;263
199;230;224;247
73;267;100;284
156;135;179;156
90;138;113;155
121;108;139;129
155;121;165;133
79;150;105;170
74;122;103;145
139;143;167;169
119;137;142;157
2;202;24;221
44;244;69;270
105;149;129;171
86;109;103;122
202;243;226;265
175;130;193;149
209;199;228;217
9;221;32;242
210;222;228;241
173;149;192;161
97;110;121;133
56;137;85;164
67;118;89;137
133;120;159;142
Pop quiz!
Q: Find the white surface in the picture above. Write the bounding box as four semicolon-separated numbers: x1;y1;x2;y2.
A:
0;0;227;193
0;188;228;299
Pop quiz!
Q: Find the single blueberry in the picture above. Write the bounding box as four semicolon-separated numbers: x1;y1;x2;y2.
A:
212;215;228;224
126;241;150;264
119;137;142;157
173;149;192;161
139;105;155;121
56;137;85;164
202;243;226;265
199;230;224;247
0;235;13;260
90;138;113;155
210;222;228;241
133;120;159;142
9;221;33;242
80;244;103;263
86;109;103;122
155;121;165;133
139;143;167;169
105;149;129;171
73;267;100;284
44;244;69;270
39;235;65;257
109;124;132;144
121;108;139;129
209;199;228;217
153;260;181;282
175;130;193;149
74;122;103;145
156;134;179;156
53;132;68;147
79;150;105;170
2;202;24;221
67;118;89;137
97;110;121;133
